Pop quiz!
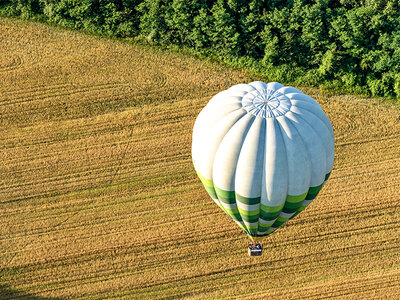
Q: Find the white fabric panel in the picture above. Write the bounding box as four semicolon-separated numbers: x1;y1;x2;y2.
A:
192;100;242;167
227;83;255;94
196;109;247;179
220;201;237;210
213;114;255;191
249;81;269;91
277;116;312;195
206;94;242;108
266;82;285;91
192;102;241;148
234;220;247;228
289;99;335;140
286;92;319;105
235;117;266;198
290;106;335;173
285;111;327;187
277;86;302;94
211;197;220;205
243;220;259;227
279;211;296;219
261;118;288;206
259;218;276;225
236;201;260;211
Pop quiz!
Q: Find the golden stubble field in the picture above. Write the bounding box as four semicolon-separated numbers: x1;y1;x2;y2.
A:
1;18;400;299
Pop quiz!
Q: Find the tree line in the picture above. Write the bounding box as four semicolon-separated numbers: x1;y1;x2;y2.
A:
1;0;399;98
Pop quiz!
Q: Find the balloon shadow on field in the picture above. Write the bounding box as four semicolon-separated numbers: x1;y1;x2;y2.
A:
0;284;64;300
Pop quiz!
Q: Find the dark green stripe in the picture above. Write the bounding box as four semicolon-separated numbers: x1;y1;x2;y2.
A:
305;193;318;200
258;223;272;231
271;219;286;227
236;194;260;205
325;172;331;181
305;183;324;200
247;226;258;235
259;210;280;221
282;200;304;213
217;195;236;205
272;217;289;228
308;183;324;194
240;214;259;223
215;187;235;199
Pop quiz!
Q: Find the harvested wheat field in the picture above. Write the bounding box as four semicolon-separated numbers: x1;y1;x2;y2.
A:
1;17;400;299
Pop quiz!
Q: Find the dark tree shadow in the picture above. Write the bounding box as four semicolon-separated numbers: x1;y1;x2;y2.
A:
0;284;64;300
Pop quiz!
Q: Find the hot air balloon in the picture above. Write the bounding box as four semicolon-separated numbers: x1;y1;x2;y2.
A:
192;81;334;256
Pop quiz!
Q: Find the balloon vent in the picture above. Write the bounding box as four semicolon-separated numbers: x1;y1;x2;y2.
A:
242;88;291;118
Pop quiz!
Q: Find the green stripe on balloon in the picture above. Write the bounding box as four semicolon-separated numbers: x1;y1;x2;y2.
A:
196;172;213;188
282;200;304;213
236;194;260;205
308;183;324;194
233;220;249;234
196;172;246;224
259;203;284;220
196;172;218;199
260;210;280;221
282;192;307;213
286;178;328;222
286;192;307;203
204;186;218;199
238;207;259;223
325;172;331;181
260;203;284;213
272;216;290;228
223;207;243;222
214;187;235;199
214;187;236;204
305;193;319;200
258;223;273;231
287;208;303;221
197;171;332;237
217;196;236;205
247;225;259;235
305;183;324;200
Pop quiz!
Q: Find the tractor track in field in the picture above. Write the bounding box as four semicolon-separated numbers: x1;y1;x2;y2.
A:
132;239;400;292
9;237;400;298
238;271;400;299
3;204;399;287
2;188;398;246
0;55;23;72
0;158;192;205
2;126;135;269
0;130;190;171
0;72;168;108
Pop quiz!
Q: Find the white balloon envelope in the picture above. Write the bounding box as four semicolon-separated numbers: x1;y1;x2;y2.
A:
192;81;334;241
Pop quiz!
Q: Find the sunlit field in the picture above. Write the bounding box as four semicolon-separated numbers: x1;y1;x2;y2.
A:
1;18;400;299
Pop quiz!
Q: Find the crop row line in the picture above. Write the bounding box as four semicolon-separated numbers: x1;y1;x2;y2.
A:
11;235;399;297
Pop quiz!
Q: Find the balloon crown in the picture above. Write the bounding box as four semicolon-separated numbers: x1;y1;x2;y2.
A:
242;87;292;118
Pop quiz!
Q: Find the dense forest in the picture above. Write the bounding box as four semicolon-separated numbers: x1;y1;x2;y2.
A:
1;0;399;98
